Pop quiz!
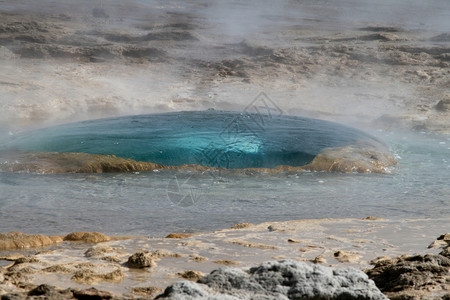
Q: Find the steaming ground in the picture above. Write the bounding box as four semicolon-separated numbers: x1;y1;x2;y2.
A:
0;0;449;134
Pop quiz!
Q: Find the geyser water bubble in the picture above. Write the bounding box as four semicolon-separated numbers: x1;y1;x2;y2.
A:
0;111;394;171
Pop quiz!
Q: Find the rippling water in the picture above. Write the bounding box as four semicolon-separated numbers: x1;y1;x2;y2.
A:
0;126;448;236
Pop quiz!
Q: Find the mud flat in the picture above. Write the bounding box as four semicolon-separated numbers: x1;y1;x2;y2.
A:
1;218;449;299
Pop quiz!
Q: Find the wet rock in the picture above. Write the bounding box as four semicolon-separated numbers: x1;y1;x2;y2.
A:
287;238;301;243
0;232;62;250
313;255;327;264
334;250;361;263
73;287;112;299
176;270;204;281
230;223;253;229
363;216;385;221
436;99;450;111
1;294;25;300
64;232;110;243
213;260;239;266
43;264;72;274
366;254;450;299
84;246;114;258
189;254;208;263
303;143;396;173
71;268;124;285
28;284;72;299
127;252;157;268
165;233;193;239
131;286;163;297
430;33;450;42
158;260;387;299
429;233;450;249
440;247;450;258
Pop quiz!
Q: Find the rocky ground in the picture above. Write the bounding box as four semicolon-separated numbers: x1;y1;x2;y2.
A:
0;0;448;134
0;218;449;299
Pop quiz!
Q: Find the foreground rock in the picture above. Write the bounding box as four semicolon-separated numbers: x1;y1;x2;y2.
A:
157;260;387;299
0;232;62;250
366;251;450;299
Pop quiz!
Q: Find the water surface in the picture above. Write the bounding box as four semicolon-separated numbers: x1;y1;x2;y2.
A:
0;130;448;236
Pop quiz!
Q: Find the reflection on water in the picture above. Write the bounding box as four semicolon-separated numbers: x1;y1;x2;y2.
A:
0;130;448;237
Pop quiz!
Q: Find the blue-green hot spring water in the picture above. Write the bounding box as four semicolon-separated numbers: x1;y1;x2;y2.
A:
1;110;385;169
0;110;448;236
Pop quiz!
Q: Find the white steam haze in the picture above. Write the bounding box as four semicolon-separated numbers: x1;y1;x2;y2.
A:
0;0;449;134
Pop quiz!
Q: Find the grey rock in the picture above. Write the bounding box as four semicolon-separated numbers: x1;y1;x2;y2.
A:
436;99;450;111
157;260;387;299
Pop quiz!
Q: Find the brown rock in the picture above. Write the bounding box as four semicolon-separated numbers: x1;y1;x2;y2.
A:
437;233;450;242
362;216;385;221
230;223;253;229
0;232;62;250
43;264;72;274
440;247;450;258
287;239;301;243
428;240;447;249
334;250;361;263
64;232;110;243
189;254;208;262
73;287;112;299
165;233;193;239
151;249;183;258
71;269;124;285
366;254;450;298
303;143;396;173
213;260;239;266
176;270;204;281
28;284;72;299
130;286;163;296
84;246;114;257
127;252;157;268
313;255;327;264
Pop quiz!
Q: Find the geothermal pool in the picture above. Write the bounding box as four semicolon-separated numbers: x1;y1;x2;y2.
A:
0;116;448;236
1;111;385;169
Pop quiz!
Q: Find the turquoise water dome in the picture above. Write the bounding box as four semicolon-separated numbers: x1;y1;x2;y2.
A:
2;111;383;169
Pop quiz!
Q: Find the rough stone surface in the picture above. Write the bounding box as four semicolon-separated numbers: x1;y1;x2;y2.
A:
177;270;204;281
131;286;163;297
63;232;110;243
366;254;450;299
0;232;62;250
165;233;193;239
157;260;387;299
127;251;157;268
73;287;113;299
71;268;124;285
28;284;72;299
436;99;450;111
